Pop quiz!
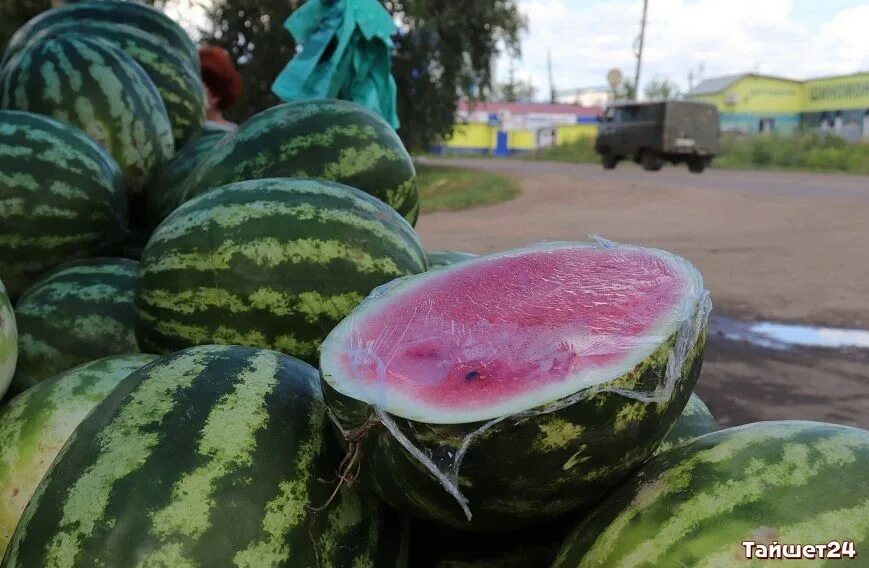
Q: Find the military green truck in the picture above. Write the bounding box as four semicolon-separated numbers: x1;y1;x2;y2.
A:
595;101;720;173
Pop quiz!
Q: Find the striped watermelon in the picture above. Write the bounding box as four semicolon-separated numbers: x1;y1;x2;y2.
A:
2;0;199;72
12;258;140;392
2;345;400;567
320;241;710;530
0;354;156;557
426;250;478;269
136;178;427;365
553;421;869;567
654;392;718;455
145;133;225;229
0;111;125;300
0;36;174;196
173;99;420;226
0;277;17;400
12;20;206;147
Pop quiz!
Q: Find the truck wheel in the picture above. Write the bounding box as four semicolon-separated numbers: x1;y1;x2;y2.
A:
688;158;707;174
601;153;619;169
641;151;663;172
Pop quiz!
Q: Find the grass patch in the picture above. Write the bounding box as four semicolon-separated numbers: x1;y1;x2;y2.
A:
417;165;519;213
521;136;599;163
516;132;869;175
715;133;869;175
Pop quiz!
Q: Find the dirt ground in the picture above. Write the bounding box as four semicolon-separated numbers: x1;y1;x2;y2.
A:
415;158;869;428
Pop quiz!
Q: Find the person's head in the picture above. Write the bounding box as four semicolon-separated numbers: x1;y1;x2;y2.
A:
198;45;241;116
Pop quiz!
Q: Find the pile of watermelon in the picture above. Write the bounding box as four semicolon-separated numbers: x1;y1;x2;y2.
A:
0;2;866;566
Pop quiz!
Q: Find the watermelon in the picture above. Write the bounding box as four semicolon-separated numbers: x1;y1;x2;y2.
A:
0;277;17;400
12;257;140;392
426;250;478;269
320;241;710;530
136;178;427;365
0;36;175;196
173;99;420;226
2;345;399;567
0;111;125;300
145;133;225;229
654;392;717;455
12;20;206;147
409;516;573;568
553;420;869;567
2;0;199;72
0;354;156;557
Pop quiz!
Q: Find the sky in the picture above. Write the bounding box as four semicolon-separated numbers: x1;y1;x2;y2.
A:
496;0;869;98
165;0;869;99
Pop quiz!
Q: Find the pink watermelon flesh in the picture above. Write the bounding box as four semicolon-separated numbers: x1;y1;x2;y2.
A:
322;243;703;423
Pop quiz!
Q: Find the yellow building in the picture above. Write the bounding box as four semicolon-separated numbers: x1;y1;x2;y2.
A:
686;72;869;139
434;101;600;155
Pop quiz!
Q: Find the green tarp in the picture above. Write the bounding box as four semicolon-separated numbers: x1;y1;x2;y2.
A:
272;0;400;129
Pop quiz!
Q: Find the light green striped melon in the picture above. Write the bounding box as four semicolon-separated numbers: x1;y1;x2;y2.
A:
553;421;869;567
0;277;17;400
0;354;157;558
0;111;125;300
136;177;427;365
3;345;399;567
12;257;140;392
0;35;174;196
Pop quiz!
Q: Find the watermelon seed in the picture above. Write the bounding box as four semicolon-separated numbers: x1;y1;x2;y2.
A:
465;371;480;381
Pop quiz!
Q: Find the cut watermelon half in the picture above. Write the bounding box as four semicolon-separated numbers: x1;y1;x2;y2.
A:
322;241;705;423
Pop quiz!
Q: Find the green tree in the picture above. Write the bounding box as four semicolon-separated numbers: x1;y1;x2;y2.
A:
643;77;681;101
200;0;525;151
616;78;636;101
1;0;157;53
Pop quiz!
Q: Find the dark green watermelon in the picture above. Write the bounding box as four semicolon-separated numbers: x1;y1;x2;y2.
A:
0;354;157;557
12;257;141;392
0;111;125;300
12;20;205;147
0;36;174;196
2;0;199;72
145;133;225;229
654;392;718;455
172;99;420;227
320;241;710;530
2;345;399;567
136;178;427;365
553;421;869;567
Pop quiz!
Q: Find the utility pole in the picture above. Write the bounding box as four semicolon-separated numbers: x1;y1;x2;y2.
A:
633;0;648;101
547;49;556;104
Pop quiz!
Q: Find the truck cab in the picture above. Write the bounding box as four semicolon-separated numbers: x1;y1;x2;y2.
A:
595;101;720;173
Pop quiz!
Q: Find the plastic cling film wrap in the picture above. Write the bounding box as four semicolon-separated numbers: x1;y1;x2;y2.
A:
320;239;712;523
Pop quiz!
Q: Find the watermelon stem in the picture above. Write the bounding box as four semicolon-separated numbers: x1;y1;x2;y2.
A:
307;416;381;514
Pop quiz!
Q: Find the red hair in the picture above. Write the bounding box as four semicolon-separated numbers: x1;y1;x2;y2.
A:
199;45;242;110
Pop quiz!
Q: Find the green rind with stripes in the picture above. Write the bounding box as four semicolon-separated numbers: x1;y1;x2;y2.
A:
0;354;156;558
12;257;141;392
2;345;397;568
2;0;199;72
0;36;174;195
146;133;225;229
553;420;869;567
0;111;125;300
425;250;478;270
173;99;420;227
0;277;17;400
654;392;718;455
15;20;206;147
136;178;427;365
322;326;707;531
